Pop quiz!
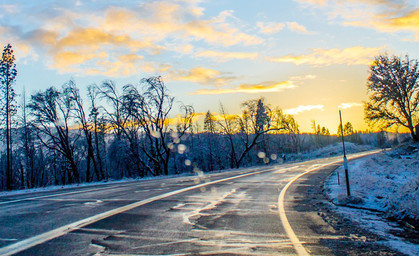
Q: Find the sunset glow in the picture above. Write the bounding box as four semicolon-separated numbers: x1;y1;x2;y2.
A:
1;0;418;133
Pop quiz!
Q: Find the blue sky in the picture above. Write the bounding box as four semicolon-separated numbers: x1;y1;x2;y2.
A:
1;0;418;132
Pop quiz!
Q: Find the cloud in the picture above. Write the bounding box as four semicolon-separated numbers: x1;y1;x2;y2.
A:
55;28;162;53
296;0;419;41
85;54;145;77
290;74;317;81
286;22;312;34
257;22;285;34
257;21;313;35
190;80;296;95
170;67;236;86
0;4;19;14
102;4;262;47
284;104;324;115
338;102;363;109
53;51;109;70
268;46;384;66
294;0;327;6
1;1;263;75
196;50;258;62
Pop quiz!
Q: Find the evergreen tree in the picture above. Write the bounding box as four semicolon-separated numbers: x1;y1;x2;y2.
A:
0;44;18;190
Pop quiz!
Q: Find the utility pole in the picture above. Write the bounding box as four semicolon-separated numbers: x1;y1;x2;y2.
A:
339;110;351;196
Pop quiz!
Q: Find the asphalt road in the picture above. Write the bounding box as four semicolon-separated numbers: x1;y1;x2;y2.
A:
0;151;379;256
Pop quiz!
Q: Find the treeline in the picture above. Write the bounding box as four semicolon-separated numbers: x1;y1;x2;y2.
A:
0;74;400;191
0;73;305;190
0;44;403;191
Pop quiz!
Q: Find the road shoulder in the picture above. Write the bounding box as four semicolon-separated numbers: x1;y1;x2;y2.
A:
285;163;404;255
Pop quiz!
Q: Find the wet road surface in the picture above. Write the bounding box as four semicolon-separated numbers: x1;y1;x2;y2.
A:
0;151;378;255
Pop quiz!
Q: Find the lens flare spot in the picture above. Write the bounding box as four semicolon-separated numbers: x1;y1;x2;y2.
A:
171;131;178;139
168;143;174;150
257;152;266;159
178;144;186;154
151;130;160;138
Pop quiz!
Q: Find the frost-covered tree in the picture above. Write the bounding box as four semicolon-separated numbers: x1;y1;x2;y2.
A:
0;44;18;190
65;81;101;182
28;87;80;183
337;122;354;136
219;98;293;168
365;54;419;141
203;111;217;171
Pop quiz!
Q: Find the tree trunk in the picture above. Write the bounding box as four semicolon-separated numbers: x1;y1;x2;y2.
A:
5;77;12;190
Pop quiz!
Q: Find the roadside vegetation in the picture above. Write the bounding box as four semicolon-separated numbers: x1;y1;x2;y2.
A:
1;45;418;191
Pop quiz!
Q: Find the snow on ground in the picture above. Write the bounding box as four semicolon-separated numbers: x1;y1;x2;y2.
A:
288;142;374;161
0;172;199;197
325;142;419;256
0;142;374;197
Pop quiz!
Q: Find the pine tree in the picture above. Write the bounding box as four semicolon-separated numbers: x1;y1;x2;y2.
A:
0;44;18;190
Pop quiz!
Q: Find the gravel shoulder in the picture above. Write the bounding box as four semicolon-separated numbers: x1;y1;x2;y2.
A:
287;161;408;255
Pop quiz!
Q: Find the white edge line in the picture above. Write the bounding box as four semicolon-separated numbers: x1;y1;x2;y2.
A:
0;150;381;256
277;150;381;256
0;184;135;206
0;168;273;256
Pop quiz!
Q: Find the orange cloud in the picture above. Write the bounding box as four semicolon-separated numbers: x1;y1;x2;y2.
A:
7;1;263;75
190;81;296;95
53;51;108;70
297;0;419;41
102;4;262;47
85;54;144;77
268;46;384;66
170;67;236;85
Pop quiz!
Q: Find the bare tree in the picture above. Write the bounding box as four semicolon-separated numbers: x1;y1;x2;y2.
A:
18;90;36;188
28;87;80;183
136;76;193;176
0;44;17;190
217;103;240;168
218;98;291;168
65;80;101;181
272;108;301;153
203;110;217;171
87;84;105;180
365;54;419;141
98;80;134;178
98;81;127;138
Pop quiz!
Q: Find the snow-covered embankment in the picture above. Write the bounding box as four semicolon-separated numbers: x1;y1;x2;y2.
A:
324;143;418;255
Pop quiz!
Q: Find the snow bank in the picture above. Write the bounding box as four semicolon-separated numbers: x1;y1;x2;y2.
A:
288;142;374;161
325;143;419;255
312;142;373;158
326;143;418;221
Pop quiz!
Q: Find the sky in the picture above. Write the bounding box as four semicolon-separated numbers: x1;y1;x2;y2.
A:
0;0;418;133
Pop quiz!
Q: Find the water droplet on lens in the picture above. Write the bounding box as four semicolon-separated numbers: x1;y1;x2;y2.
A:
257;152;266;159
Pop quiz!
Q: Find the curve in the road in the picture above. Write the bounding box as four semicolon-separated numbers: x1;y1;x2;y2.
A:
0;150;381;256
278;163;335;256
277;150;381;256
